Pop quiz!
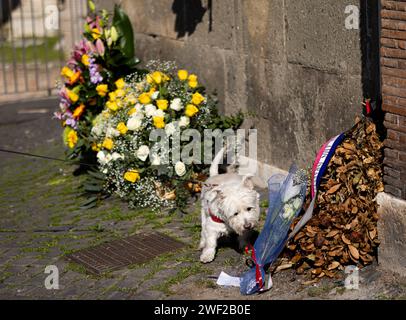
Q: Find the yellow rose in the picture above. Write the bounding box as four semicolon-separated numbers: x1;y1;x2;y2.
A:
81;54;90;66
91;28;102;39
185;104;199;117
138;93;151;105
67;89;79;103
156;99;169;111
61;66;74;79
115;89;126;98
178;70;188;81
117;122;128;135
146;74;154;84
115;78;125;89
151;71;163;84
73;104;85;119
124;169;140;183
106;100;118;112
188;74;198;88
102;138;114;150
96;84;108;97
153;116;165;129
109;91;117;101
67;130;78;149
191;92;205;105
147;87;156;96
128;107;137;116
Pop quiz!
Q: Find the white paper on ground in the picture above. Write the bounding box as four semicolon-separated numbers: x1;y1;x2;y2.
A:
216;271;241;287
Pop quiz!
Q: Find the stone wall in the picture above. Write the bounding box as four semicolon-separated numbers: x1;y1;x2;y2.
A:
121;0;364;170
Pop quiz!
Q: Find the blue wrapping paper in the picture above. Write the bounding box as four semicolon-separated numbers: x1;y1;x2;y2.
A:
240;165;307;295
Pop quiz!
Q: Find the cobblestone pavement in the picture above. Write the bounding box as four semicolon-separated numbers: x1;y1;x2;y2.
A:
0;99;405;300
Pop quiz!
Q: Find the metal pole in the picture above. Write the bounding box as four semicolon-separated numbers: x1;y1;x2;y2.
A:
7;0;18;94
19;1;28;92
29;0;40;91
41;0;51;95
0;12;8;94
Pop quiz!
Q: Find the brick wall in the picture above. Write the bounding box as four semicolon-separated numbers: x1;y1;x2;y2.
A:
381;0;406;199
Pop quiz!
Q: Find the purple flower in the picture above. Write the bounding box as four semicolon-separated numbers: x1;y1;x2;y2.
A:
88;57;103;84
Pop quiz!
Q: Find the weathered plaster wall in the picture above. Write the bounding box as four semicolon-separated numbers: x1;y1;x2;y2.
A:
121;0;363;170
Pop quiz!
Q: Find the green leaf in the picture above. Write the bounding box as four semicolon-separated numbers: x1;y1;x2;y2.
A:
112;5;135;60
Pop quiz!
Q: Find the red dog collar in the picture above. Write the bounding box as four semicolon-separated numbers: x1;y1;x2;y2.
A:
208;208;225;224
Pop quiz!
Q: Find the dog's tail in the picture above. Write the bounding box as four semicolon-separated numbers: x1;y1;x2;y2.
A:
210;148;224;177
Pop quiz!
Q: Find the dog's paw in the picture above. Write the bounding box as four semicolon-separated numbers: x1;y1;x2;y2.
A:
198;240;206;250
200;249;216;264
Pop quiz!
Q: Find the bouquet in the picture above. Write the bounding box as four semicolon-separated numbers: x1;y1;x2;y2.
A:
90;61;243;211
55;2;141;164
240;165;307;295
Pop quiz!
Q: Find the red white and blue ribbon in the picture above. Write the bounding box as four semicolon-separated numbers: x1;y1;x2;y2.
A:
289;133;345;239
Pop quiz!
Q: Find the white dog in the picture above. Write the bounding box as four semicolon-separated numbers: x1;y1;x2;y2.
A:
199;148;260;263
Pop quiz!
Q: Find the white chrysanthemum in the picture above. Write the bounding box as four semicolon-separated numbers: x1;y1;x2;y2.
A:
127;117;142;131
165;122;178;136
170;98;183;111
97;151;113;165
151;91;159;100
112;152;125;161
175;161;186;177
145;104;157;117
179;116;190;128
106;127;120;138
154;108;165;118
137;145;150;162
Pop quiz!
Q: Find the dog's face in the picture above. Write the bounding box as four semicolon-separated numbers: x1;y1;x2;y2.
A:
205;176;260;235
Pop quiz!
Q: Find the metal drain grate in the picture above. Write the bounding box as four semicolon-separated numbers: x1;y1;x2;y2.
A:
66;233;185;275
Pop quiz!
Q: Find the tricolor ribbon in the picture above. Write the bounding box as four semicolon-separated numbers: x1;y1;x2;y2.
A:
289;133;345;239
245;244;264;289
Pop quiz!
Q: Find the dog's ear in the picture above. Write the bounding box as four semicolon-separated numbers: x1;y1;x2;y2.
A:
206;188;223;203
241;175;255;190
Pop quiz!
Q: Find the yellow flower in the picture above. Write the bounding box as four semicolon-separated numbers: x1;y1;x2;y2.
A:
102;138;114;150
147;87;156;96
189;74;198;82
153;116;165;129
96;84;108;97
185;104;199;117
178;70;188;81
146;74;154;84
127;107;137;116
188;74;198;88
117;122;128;135
191;92;205;105
92;143;101;152
73;104;85;119
124;169;140;183
115;89;126;98
67;89;79;103
109;91;117;101
115;78;125;89
69;71;81;85
106;100;118;112
138;93;151;105
91;28;102;39
67;130;78;149
61;66;74;79
156;99;169;111
151;71;162;84
81;54;90;66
